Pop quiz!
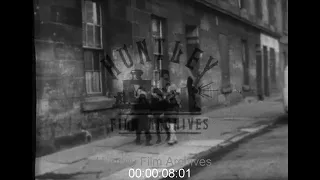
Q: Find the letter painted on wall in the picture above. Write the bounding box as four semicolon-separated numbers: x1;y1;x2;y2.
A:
136;39;151;65
194;56;219;85
100;54;121;80
186;48;203;70
117;44;133;68
100;39;219;93
170;41;183;64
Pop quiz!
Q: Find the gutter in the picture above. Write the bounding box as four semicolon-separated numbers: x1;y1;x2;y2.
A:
194;0;282;39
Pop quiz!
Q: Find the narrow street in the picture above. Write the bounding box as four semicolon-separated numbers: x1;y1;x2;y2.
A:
175;114;288;180
35;99;286;180
34;0;288;179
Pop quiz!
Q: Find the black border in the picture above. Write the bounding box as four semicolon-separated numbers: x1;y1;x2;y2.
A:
2;0;35;179
28;0;301;180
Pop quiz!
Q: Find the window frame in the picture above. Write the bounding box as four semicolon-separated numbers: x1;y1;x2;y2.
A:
283;52;287;67
151;16;165;56
255;0;263;19
282;0;288;32
82;0;103;49
151;15;166;70
83;50;104;95
186;25;199;45
268;0;276;26
82;0;104;96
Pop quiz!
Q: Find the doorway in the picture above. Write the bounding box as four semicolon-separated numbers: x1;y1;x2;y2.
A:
185;25;200;77
242;39;250;87
269;48;277;92
263;46;270;97
256;44;264;100
219;34;231;91
185;25;201;112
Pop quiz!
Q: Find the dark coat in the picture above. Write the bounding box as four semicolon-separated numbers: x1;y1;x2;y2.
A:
150;89;180;124
130;95;151;132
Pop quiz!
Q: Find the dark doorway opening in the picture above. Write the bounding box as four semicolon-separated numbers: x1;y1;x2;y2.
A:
185;25;201;112
270;48;277;93
242;39;250;87
263;46;270;97
219;34;231;92
256;44;264;101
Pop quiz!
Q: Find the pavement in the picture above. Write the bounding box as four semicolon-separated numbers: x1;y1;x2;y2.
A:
187;115;288;180
35;95;284;180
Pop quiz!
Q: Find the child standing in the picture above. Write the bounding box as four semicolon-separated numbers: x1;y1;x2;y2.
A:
164;83;181;145
132;87;152;146
150;87;170;144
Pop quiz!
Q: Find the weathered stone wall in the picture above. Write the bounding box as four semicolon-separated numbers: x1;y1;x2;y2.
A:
34;0;261;139
34;0;285;156
34;0;86;140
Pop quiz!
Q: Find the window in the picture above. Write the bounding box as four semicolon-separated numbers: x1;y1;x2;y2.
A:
186;25;199;45
255;0;262;19
82;0;102;48
241;40;249;86
84;50;103;94
282;0;288;31
283;52;287;66
268;0;276;26
269;48;276;84
82;0;103;95
185;25;200;75
151;15;165;70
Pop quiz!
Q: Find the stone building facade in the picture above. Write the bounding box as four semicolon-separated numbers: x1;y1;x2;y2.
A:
34;0;288;155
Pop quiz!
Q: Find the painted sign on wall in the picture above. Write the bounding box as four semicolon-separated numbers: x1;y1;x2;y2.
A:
100;39;219;86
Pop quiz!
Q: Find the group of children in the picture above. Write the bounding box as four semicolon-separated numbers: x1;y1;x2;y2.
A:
132;83;181;146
